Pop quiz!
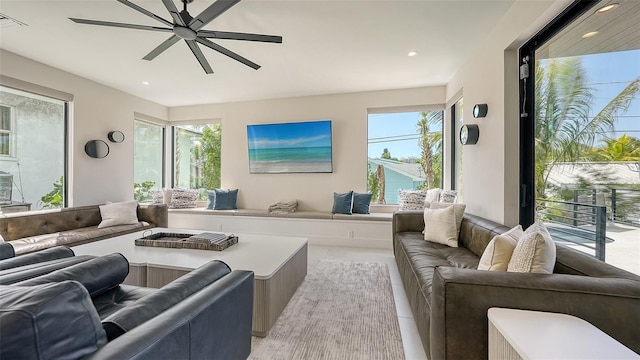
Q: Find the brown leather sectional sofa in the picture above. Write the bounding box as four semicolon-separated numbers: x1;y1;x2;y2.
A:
393;210;640;360
0;204;168;255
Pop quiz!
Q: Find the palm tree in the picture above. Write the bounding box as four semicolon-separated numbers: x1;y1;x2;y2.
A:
587;134;640;162
417;111;443;189
534;57;640;198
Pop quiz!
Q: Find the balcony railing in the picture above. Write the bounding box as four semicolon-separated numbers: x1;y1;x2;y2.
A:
536;199;608;261
571;188;640;227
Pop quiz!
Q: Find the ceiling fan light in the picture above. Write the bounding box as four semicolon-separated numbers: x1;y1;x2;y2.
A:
173;26;197;40
596;3;619;14
582;31;599;39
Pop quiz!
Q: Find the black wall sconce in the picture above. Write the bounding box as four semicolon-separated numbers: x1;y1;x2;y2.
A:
473;104;488;118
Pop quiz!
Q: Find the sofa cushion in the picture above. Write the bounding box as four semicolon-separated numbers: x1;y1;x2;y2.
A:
508;222;556;274
58;222;149;245
397;233;480;306
424;206;458;247
0;280;107;360
98;201;139;229
478;225;523;271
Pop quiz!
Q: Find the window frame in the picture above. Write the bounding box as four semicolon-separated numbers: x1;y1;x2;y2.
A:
518;0;602;227
0;104;16;158
133;118;167;199
170;120;222;191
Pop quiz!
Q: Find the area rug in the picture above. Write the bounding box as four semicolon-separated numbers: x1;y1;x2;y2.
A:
248;260;405;360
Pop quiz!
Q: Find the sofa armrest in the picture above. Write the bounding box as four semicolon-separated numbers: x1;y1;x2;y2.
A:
137;204;168;228
0;246;74;271
392;210;424;234
0;242;15;260
430;266;640;360
84;270;254;360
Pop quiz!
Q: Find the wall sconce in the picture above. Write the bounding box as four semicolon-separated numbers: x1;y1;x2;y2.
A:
473;104;488;118
107;131;125;143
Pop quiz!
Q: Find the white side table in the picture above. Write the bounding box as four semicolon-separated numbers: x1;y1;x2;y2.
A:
488;308;639;360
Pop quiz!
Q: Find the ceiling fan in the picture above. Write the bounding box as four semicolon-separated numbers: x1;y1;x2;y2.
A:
69;0;282;74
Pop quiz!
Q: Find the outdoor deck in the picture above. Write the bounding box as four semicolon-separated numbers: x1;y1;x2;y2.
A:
558;222;640;275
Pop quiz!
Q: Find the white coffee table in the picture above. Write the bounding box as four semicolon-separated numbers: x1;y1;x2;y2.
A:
73;228;308;336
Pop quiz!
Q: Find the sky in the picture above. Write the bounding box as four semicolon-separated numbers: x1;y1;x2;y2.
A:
368;49;640;159
247;120;332;149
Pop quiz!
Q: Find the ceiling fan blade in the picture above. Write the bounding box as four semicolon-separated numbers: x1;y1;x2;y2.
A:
116;0;173;27
161;0;186;26
189;0;241;31
197;30;282;43
196;37;260;70
143;35;181;60
186;40;213;74
69;18;173;33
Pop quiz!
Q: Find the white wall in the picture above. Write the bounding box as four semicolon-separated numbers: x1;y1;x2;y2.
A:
445;0;571;226
0;50;168;206
170;87;445;211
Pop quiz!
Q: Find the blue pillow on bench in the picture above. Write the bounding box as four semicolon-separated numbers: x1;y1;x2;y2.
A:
207;189;238;210
332;191;354;214
352;192;373;214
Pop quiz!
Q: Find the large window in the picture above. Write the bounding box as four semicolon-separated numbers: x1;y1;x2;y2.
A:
133;119;165;201
520;0;640;272
367;110;443;204
173;123;221;199
0;105;14;157
0;86;67;211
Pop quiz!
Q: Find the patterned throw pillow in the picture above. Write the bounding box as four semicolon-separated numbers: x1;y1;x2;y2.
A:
398;189;427;210
507;222;556;273
440;190;458;203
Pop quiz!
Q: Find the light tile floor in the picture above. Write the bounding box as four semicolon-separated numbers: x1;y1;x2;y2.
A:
308;245;428;360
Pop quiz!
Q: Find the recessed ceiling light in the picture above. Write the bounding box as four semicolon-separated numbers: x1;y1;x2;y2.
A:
408;51;417;57
142;81;150;85
596;3;619;14
582;31;599;39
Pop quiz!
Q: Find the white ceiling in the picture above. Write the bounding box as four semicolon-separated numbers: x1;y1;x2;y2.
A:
0;0;515;107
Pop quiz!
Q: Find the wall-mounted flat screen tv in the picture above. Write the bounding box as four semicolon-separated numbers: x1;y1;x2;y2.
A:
247;120;333;174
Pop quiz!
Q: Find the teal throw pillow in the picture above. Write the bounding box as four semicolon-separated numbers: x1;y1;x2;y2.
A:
207;189;238;210
352;192;373;214
332;191;354;214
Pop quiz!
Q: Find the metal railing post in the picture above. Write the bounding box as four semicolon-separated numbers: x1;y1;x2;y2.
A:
591;189;597;225
595;205;607;261
573;190;579;226
611;188;617;223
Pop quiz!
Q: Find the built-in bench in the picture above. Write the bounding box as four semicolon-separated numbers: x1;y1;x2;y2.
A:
168;207;394;249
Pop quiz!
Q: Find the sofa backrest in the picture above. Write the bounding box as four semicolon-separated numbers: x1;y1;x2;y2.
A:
0;204;168;241
458;213;511;258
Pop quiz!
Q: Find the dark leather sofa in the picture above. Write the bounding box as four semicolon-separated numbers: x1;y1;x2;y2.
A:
0;251;254;360
0;203;168;255
393;210;640;360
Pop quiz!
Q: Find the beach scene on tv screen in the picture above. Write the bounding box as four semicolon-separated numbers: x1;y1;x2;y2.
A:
247;120;333;173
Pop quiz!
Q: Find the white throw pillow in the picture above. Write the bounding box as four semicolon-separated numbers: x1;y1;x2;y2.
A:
423;206;458;247
398;189;427;210
425;188;441;204
428;202;466;235
478;225;523;271
98;201;139;229
507;222;556;274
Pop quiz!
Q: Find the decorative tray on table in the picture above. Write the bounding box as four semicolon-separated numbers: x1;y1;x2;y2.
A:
135;231;238;251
